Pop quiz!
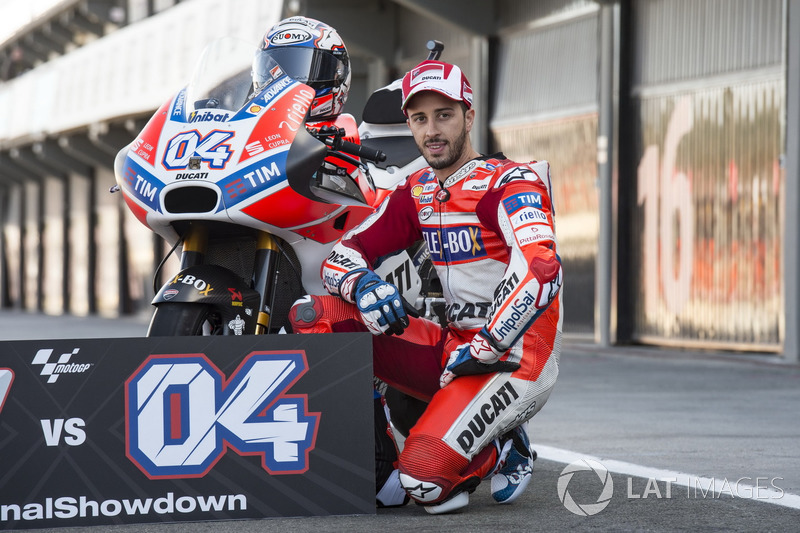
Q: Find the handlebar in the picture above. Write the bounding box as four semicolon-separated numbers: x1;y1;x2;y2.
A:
308;126;387;163
337;139;386;163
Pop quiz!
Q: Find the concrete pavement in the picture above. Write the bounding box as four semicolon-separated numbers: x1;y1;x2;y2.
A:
0;309;151;340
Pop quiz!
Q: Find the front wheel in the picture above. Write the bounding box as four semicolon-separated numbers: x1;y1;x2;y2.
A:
147;303;225;336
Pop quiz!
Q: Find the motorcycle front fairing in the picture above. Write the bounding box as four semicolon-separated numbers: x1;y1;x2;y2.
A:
113;37;425;327
114;36;373;250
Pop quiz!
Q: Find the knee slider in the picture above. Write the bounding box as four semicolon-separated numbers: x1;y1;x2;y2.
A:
288;295;323;330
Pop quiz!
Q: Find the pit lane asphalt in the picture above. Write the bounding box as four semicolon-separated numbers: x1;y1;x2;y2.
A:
2;309;799;532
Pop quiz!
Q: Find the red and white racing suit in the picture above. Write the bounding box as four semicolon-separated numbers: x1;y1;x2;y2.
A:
289;153;562;504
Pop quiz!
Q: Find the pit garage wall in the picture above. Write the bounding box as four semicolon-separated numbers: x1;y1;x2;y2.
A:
627;0;785;350
490;0;786;350
491;3;601;336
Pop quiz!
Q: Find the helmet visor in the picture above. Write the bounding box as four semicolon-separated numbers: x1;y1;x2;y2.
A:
253;47;346;89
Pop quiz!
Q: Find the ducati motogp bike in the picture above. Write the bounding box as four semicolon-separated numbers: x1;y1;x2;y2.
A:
113;37;442;336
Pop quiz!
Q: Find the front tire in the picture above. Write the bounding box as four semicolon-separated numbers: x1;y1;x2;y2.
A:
147;303;224;336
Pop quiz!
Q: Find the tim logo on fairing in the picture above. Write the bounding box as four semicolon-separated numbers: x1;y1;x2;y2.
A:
125;351;320;479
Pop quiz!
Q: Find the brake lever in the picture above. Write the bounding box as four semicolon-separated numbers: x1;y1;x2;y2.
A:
327;150;365;170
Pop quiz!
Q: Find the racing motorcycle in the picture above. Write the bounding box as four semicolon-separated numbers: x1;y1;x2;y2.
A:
113;36;441;335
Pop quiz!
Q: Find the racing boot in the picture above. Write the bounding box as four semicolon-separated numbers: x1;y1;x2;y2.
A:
490;422;536;504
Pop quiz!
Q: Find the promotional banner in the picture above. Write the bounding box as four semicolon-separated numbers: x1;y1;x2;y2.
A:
0;333;375;529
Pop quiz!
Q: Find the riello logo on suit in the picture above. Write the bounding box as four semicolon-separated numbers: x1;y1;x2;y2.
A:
125;352;320;479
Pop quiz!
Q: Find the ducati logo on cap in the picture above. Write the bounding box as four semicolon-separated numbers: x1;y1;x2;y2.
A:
410;63;446;85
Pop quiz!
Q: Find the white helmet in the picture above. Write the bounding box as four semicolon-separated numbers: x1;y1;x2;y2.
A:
253;16;351;121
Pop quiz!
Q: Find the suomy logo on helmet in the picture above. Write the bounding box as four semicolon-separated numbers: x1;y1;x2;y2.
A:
270;29;313;46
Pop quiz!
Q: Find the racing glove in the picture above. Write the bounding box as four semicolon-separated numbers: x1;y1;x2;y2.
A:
352;270;417;336
440;327;521;388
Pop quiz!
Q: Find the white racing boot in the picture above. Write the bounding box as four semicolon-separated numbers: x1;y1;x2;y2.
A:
490;422;536;504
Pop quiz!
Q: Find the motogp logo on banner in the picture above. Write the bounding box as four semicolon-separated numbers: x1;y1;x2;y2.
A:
125;352;319;479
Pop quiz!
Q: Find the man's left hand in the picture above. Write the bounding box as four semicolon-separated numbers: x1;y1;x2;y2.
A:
440;328;520;388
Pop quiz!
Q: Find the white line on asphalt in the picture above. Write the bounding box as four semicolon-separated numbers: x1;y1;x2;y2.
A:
536;444;800;510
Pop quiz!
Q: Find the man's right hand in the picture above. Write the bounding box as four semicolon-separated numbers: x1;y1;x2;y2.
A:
353;270;411;336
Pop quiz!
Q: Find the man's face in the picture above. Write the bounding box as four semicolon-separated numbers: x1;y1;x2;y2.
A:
405;92;474;175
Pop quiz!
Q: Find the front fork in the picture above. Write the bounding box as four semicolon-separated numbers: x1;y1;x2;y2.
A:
178;223;283;334
180;223;208;270
252;232;281;334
